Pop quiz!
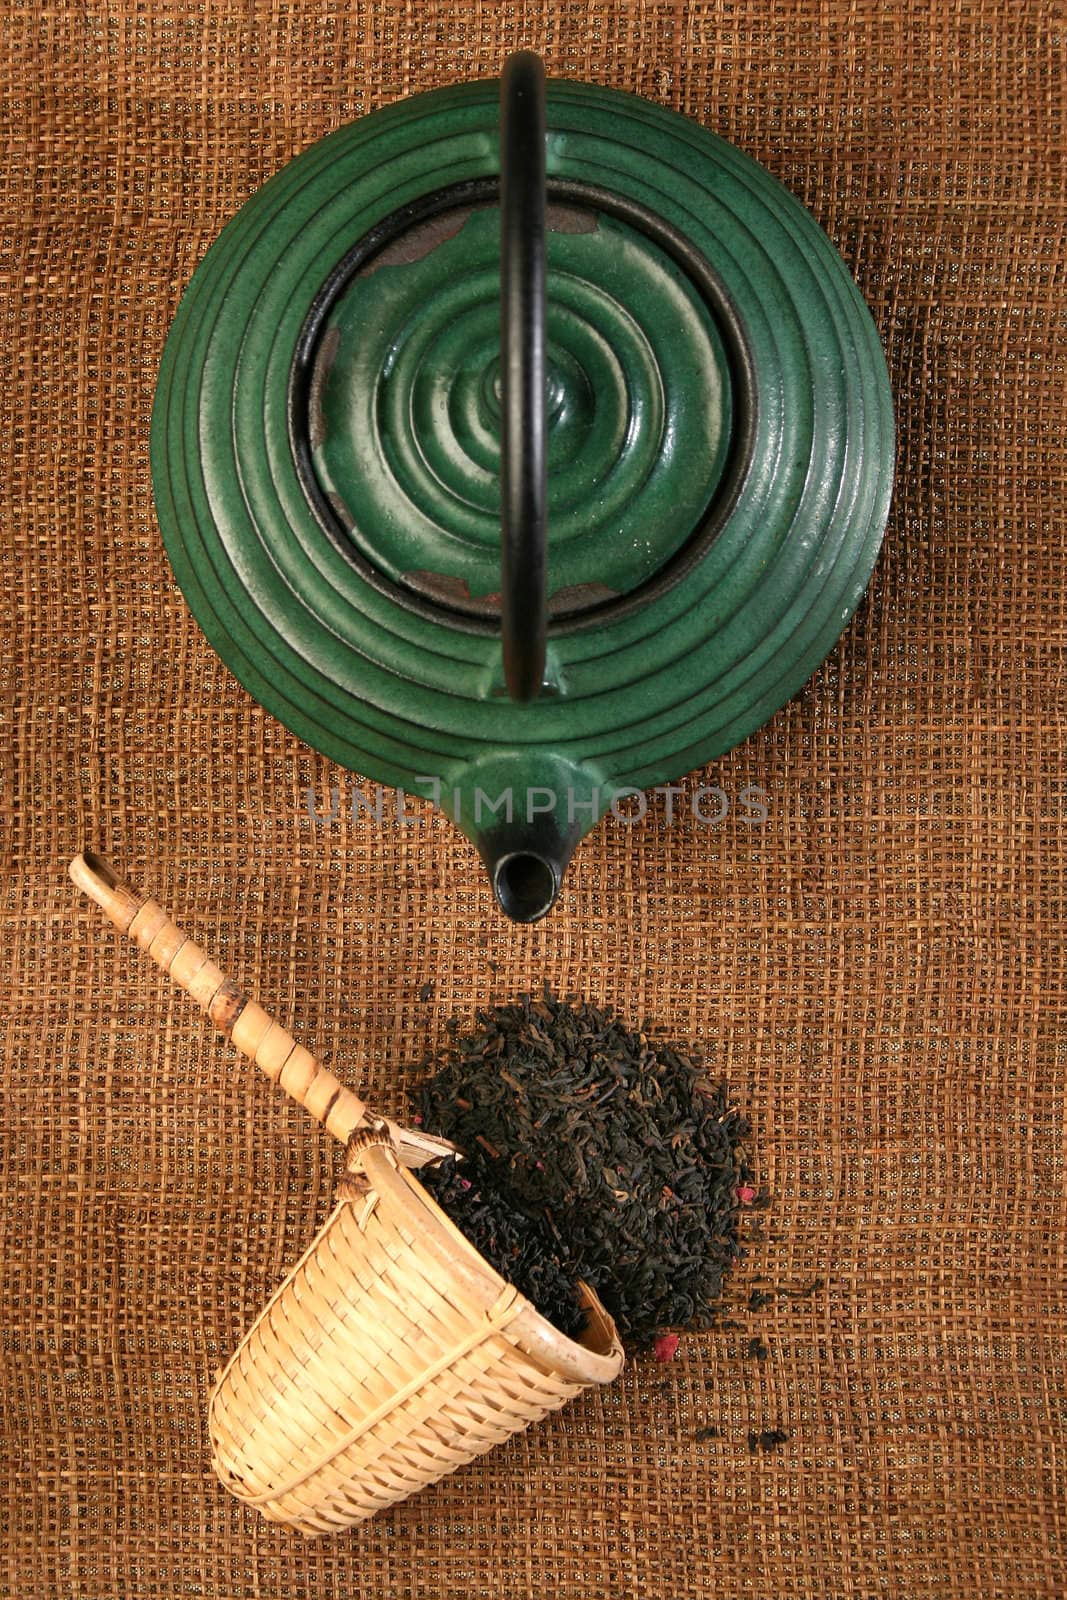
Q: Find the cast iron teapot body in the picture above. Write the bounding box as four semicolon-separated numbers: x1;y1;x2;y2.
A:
154;55;894;920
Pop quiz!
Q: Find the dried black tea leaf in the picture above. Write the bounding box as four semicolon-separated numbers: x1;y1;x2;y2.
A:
748;1427;790;1454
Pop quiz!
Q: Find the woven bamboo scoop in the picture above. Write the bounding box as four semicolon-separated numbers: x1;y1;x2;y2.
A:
70;850;624;1533
69;850;455;1168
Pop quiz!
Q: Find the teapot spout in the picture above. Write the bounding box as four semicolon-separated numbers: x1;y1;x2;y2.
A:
480;831;572;924
445;752;605;923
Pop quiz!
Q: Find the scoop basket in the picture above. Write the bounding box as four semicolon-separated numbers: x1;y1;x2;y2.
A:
69;851;624;1535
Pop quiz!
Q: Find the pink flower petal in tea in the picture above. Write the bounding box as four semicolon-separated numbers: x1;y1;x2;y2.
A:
654;1333;680;1362
737;1185;757;1205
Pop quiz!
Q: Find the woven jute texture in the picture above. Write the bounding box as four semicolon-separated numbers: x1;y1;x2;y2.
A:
3;3;1065;1596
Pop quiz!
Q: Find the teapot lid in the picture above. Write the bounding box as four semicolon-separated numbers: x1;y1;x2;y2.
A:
295;186;747;628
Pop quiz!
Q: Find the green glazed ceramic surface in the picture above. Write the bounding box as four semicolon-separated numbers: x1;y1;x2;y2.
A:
310;202;733;610
152;77;894;919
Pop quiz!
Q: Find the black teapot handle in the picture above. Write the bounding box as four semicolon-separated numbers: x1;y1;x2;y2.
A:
499;50;547;703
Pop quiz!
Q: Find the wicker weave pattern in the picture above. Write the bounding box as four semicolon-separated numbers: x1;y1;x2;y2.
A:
209;1138;623;1535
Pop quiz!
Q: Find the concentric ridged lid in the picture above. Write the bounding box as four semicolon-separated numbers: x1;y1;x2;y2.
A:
304;195;735;621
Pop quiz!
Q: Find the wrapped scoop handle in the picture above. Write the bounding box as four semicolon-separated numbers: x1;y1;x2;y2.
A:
68;851;455;1169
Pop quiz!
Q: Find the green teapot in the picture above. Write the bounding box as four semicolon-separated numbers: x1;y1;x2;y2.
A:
153;53;893;921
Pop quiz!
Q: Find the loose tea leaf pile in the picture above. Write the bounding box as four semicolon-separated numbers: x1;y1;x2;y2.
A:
414;992;752;1349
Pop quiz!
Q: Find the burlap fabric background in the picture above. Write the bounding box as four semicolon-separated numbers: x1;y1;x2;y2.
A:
3;3;1064;1595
